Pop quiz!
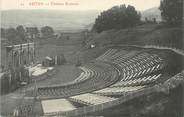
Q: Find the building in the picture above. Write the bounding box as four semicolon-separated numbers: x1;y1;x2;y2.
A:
26;27;40;39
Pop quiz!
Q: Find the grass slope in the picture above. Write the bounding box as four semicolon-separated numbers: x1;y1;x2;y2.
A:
86;24;183;49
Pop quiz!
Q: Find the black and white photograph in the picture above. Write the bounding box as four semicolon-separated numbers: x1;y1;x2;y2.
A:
0;0;183;116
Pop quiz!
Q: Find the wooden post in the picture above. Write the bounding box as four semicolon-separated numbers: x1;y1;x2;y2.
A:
12;47;14;68
34;80;37;100
13;107;19;117
28;43;30;65
20;44;22;66
55;56;57;65
9;71;12;92
19;71;22;82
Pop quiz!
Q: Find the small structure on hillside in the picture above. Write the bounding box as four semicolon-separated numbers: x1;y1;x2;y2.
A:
55;54;66;65
90;44;96;48
26;27;40;39
42;54;66;67
42;56;55;67
145;17;160;23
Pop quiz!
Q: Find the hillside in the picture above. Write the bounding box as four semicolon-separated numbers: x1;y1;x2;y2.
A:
1;10;100;31
86;24;183;49
1;7;162;31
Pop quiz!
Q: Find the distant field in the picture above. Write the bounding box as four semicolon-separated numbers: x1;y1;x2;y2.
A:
1;10;100;31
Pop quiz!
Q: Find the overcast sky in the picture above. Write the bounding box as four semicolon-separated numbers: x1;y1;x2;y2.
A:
1;0;160;11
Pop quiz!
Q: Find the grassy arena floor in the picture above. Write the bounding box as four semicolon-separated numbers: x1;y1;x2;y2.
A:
33;64;82;87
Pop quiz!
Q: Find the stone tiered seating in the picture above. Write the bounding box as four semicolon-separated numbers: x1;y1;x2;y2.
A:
174;71;184;78
74;66;92;82
111;74;162;87
105;50;129;61
69;93;116;105
111;51;140;64
96;49;117;61
93;86;145;96
95;49;164;83
34;48;165;100
36;62;119;99
115;53;164;81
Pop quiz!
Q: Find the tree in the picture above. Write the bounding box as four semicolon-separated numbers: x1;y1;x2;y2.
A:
1;28;6;38
5;27;28;44
6;28;17;40
160;0;183;25
92;4;141;33
126;5;141;27
16;25;26;40
41;26;54;38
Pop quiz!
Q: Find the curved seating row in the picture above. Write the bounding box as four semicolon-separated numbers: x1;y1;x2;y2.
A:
111;51;141;64
101;50;129;62
113;52;164;81
174;71;184;78
92;86;145;96
69;93;117;105
111;74;162;87
96;49;118;61
36;62;119;99
74;66;93;82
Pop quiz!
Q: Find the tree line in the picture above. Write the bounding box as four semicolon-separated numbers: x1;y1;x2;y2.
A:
160;0;183;25
1;25;54;43
92;4;141;33
93;0;183;33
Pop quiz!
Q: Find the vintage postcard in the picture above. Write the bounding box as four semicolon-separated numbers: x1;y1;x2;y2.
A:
0;0;183;117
